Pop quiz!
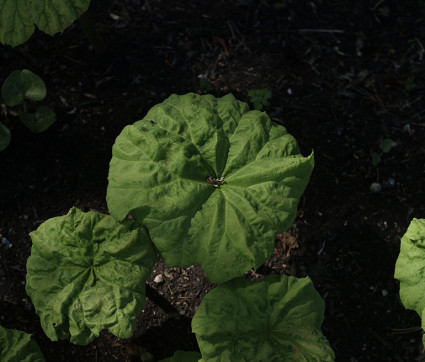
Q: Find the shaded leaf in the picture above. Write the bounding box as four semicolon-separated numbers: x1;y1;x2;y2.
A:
0;0;89;46
1;70;46;106
19;107;56;133
0;122;11;151
0;0;34;46
26;207;157;345
379;138;393;154
159;350;202;362
192;274;334;362
0;326;45;362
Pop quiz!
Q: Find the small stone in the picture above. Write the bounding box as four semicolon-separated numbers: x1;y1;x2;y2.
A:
383;178;395;188
381;289;388;297
370;182;382;192
153;274;163;283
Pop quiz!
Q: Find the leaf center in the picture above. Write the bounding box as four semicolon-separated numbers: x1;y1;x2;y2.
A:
207;176;225;188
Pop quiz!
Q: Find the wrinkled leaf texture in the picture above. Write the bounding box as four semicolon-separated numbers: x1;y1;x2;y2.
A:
0;326;45;362
394;218;425;346
107;93;314;283
192;274;334;361
25;207;157;345
0;0;89;46
159;350;202;362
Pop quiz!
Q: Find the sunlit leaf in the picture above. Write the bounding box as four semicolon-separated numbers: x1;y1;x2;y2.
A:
107;93;314;283
26;207;157;345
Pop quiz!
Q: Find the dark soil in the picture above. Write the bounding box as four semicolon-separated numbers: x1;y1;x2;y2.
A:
1;0;425;361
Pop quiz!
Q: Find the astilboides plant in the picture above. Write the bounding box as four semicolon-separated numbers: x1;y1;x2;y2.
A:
2;93;334;360
395;218;425;346
0;0;105;53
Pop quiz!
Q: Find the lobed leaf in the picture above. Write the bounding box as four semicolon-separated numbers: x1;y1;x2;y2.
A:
159;350;202;362
25;207;157;345
107;93;314;283
0;0;89;46
394;218;425;346
0;326;45;362
191;274;334;362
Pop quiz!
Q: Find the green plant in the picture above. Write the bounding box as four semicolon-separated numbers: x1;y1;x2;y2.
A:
0;69;56;150
192;275;334;361
0;326;45;362
405;77;416;92
395;218;425;346
25;207;156;345
371;138;394;166
107;93;313;283
199;78;214;93
0;0;90;47
247;88;272;110
11;93;333;360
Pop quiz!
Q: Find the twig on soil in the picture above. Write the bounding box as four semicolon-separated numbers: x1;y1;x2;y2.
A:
295;29;345;34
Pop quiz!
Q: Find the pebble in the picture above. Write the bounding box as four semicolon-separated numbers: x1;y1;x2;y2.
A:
370;182;382;192
1;237;12;249
153;274;163;283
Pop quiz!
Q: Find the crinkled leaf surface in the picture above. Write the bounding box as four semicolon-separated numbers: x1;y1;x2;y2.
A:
0;0;89;46
25;207;157;345
1;69;46;106
159;350;202;362
107;93;314;283
192;275;334;362
394;218;425;346
0;326;45;362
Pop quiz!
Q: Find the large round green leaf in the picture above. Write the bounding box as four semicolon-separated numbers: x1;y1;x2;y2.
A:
0;326;45;362
0;0;89;46
192;275;334;362
107;93;314;283
25;207;157;345
394;218;425;346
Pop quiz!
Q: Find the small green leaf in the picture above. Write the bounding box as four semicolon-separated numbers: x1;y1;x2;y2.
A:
1;70;46;107
379;138;393;153
248;88;272;110
0;326;45;362
159;350;202;362
19;107;56;133
0;122;11;151
26;207;157;345
35;106;56;132
18;111;37;132
1;70;26;106
199;79;213;93
20;69;47;102
395;218;425;346
192;274;335;361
